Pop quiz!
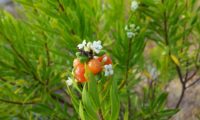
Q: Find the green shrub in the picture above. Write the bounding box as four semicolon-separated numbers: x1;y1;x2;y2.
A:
0;0;199;119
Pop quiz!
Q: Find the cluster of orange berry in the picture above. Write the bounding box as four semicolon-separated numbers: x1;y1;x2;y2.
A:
72;40;113;83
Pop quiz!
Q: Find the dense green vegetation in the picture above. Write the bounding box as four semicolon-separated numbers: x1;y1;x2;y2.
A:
0;0;199;119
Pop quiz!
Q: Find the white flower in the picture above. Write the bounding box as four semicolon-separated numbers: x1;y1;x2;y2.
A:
102;56;108;62
131;1;139;11
125;23;140;38
84;42;92;52
90;40;103;54
77;40;103;54
130;24;136;29
77;40;86;49
86;42;92;48
93;56;99;59
66;77;73;86
127;31;134;38
104;64;114;76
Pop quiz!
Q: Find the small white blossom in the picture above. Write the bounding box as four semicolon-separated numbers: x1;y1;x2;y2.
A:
77;40;103;54
77;40;86;49
102;56;108;62
148;67;160;80
125;23;140;38
84;42;92;52
130;24;136;29
131;1;139;11
93;56;99;59
104;64;114;76
91;40;103;54
86;42;92;48
66;77;73;86
127;31;134;38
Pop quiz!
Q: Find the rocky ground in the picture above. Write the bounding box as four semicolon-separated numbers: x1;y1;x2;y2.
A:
167;79;200;120
144;40;200;120
0;0;18;17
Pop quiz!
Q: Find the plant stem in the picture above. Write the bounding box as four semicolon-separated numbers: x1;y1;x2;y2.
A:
0;77;18;87
185;71;196;82
175;65;184;84
57;0;64;12
186;77;200;88
161;0;186;108
122;38;133;86
0;98;38;105
98;109;104;120
125;38;133;119
174;65;185;108
50;93;73;108
117;37;133;118
176;82;186;108
45;42;51;67
0;32;44;85
44;42;51;86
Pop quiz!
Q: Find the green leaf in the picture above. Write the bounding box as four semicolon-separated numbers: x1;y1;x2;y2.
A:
123;107;129;120
170;54;180;66
79;56;89;63
153;92;168;110
67;87;79;113
31;104;54;116
86;69;100;108
109;78;120;120
79;102;86;120
82;84;98;119
157;109;179;118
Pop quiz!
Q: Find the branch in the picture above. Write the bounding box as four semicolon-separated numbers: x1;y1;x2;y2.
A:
0;98;38;105
44;42;51;85
185;71;197;82
45;42;51;67
172;61;186;108
186;77;200;88
118;38;133;90
175;84;186;108
117;36;133;119
0;77;20;87
175;65;184;84
57;0;64;12
50;92;73;108
185;61;189;81
161;0;186;108
195;46;200;69
98;109;104;120
176;75;200;107
0;60;29;75
0;33;44;85
125;38;133;119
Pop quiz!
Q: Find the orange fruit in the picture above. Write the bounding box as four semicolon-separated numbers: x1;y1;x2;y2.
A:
73;58;81;68
74;64;87;82
97;54;112;65
88;59;102;74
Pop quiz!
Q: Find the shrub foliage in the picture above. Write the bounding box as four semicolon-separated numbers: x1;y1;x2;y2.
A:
0;0;199;120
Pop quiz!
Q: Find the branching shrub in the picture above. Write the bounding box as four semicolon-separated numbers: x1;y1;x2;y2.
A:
0;0;199;120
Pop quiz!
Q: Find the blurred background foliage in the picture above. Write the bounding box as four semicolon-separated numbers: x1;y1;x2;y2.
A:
0;0;199;120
